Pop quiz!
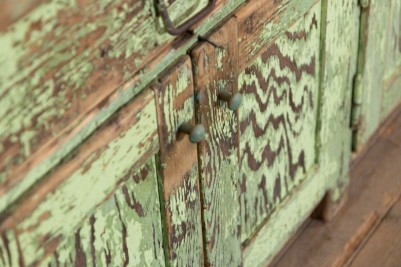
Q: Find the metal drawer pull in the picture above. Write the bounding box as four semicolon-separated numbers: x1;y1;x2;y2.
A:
156;0;216;35
218;91;243;111
179;122;206;143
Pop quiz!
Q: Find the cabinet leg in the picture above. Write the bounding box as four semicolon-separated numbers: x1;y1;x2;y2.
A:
312;186;349;222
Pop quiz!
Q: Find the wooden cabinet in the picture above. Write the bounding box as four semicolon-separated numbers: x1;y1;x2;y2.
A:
353;0;401;149
153;57;204;266
0;0;398;266
191;18;242;266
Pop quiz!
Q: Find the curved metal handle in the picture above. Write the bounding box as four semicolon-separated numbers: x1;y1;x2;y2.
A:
156;0;216;35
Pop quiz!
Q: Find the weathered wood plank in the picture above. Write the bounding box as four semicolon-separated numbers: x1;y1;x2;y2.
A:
317;0;360;207
0;89;159;266
153;56;204;266
40;158;166;267
243;167;324;267
238;2;321;242
381;0;401;119
350;197;401;267
236;0;318;69
275;112;401;267
0;0;246;216
353;1;392;148
0;0;206;205
0;0;44;32
191;18;242;266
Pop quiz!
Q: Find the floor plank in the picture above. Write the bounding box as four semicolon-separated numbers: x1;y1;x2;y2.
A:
349;197;401;267
274;111;401;267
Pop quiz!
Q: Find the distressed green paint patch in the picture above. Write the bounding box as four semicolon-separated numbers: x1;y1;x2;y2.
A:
318;0;359;200
243;167;324;267
354;1;392;146
0;90;159;266
165;165;203;267
40;158;165;267
154;57;204;266
239;2;321;242
238;0;318;66
0;0;246;218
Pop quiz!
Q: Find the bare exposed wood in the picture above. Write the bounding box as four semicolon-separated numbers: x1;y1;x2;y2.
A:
191;18;242;266
349;197;401;267
0;0;45;31
236;0;318;69
153;56;204;266
0;89;159;266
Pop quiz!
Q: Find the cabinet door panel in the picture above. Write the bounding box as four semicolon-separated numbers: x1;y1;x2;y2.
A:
42;159;165;267
354;1;401;147
239;2;321;242
381;0;401;118
191;18;242;266
0;89;159;266
153;56;204;266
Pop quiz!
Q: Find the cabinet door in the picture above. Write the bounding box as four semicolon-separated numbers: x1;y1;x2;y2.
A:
153;56;204;266
0;89;164;266
238;1;321;241
191;18;242;266
353;0;401;148
238;0;360;265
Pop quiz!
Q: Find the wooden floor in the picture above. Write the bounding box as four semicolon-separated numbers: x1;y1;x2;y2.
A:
274;108;401;267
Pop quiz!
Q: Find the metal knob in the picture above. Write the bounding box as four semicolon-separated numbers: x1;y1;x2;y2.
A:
179;122;206;143
218;91;243;111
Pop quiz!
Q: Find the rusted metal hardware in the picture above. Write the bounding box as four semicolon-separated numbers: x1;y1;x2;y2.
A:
156;0;216;35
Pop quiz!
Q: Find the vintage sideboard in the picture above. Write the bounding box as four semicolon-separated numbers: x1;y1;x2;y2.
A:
0;0;400;266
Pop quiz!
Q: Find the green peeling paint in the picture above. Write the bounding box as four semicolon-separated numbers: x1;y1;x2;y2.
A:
239;2;321;243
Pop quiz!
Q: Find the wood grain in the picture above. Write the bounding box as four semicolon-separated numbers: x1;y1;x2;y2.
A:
153;56;204;266
39;159;166;267
350;197;401;267
236;0;318;69
0;89;159;266
0;0;45;32
0;0;246;216
275;108;401;267
238;2;321;243
191;18;242;266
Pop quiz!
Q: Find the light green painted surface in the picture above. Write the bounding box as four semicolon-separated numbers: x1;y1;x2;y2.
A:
1;0;400;265
192;19;243;266
154;57;204;266
381;0;401;119
353;0;401;148
243;167;325;267
0;90;159;266
242;0;361;263
239;1;321;243
40;158;165;267
0;0;246;216
318;0;359;200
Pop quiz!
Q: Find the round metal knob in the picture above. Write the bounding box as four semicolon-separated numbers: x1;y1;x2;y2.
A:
218;91;243;111
179;122;206;143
